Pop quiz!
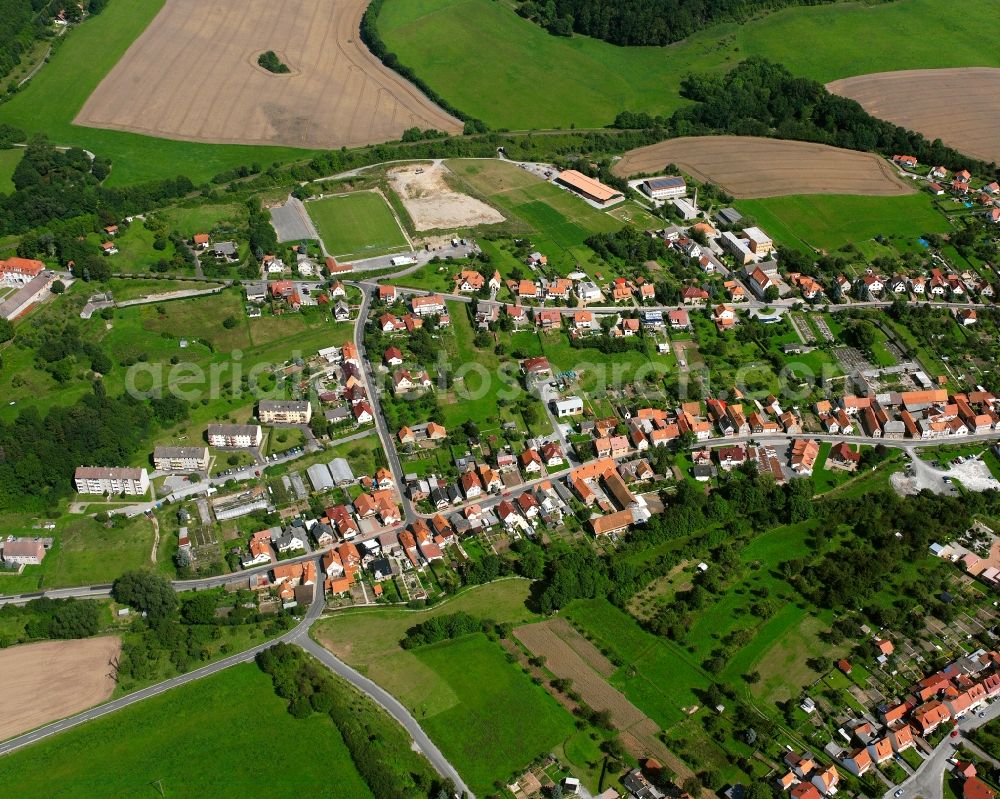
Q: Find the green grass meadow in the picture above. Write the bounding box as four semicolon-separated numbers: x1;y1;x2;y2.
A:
415;633;578;796
306;192;409;259
0;0;316;185
379;0;1000;130
313;581;579;793
734;193;951;252
0;663;373;799
0;147;23;193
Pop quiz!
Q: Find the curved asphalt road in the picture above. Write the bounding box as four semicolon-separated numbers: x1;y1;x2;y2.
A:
0;557;474;798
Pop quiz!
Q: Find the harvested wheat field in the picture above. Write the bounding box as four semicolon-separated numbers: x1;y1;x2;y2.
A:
0;636;120;740
388;162;505;230
827;68;1000;165
75;0;462;149
613;136;913;198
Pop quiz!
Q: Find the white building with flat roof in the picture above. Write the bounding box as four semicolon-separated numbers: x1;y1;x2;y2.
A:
74;466;149;496
207;424;263;448
554;397;584;417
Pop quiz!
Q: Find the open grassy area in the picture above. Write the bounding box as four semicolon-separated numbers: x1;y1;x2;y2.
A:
415;633;578;795
306;192;408;259
0;663;372;798
734;193;951;253
0;0;315;186
313;580;574;795
0;512;163;593
563;597;710;729
379;0;1000;130
0;147;23;193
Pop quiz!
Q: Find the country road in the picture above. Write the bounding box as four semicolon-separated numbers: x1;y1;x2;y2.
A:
0;557;475;796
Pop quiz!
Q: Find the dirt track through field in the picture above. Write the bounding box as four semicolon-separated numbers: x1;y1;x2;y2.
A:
612;136;914;198
827;68;1000;165
75;0;462;149
0;636;120;740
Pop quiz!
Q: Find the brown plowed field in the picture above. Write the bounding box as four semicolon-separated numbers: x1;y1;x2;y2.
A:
75;0;462;149
827;68;1000;165
0;636;120;740
612;136;913;198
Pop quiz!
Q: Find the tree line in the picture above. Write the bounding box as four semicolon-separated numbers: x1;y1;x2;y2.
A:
514;0;841;46
615;58;997;176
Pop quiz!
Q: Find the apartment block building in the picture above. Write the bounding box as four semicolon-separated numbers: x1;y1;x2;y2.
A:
207;424;263;448
153;446;210;472
258;400;312;424
74;466;150;496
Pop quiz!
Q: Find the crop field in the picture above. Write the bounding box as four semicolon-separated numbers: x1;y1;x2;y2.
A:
0;663;372;798
378;0;1000;130
76;0;461;151
613;137;913;198
827;68;1000;165
0;637;120;741
306;192;409;259
734;193;950;251
0;0;316;185
0;148;23;194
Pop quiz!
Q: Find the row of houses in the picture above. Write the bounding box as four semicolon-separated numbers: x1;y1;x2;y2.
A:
816;389;1000;440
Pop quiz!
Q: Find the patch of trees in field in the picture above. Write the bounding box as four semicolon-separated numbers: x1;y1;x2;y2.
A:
0;136;193;236
515;0;840;45
256;643;457;799
256;50;289;74
615;58;997;176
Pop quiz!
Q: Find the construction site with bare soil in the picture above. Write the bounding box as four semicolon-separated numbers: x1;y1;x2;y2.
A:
74;0;462;149
388;162;506;230
827;67;1000;166
612;136;915;198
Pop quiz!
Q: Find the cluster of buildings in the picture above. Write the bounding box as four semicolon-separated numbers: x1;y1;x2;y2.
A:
0;256;58;321
776;751;840;798
315;342;376;427
816;389;1000;440
836;647;1000;778
845;266;994;304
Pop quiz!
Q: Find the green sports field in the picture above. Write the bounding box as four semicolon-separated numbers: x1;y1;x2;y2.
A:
0;0;315;186
379;0;1000;130
733;193;951;252
306;192;409;259
0;663;373;799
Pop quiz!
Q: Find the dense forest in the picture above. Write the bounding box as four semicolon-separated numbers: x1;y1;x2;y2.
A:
615;58;997;175
515;0;843;45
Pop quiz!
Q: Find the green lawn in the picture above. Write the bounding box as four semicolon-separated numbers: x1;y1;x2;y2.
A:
0;664;373;799
0;0;316;185
415;633;578;796
0;147;23;193
306;192;409;259
313;581;572;794
734;194;951;252
379;0;1000;130
0;513;161;592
